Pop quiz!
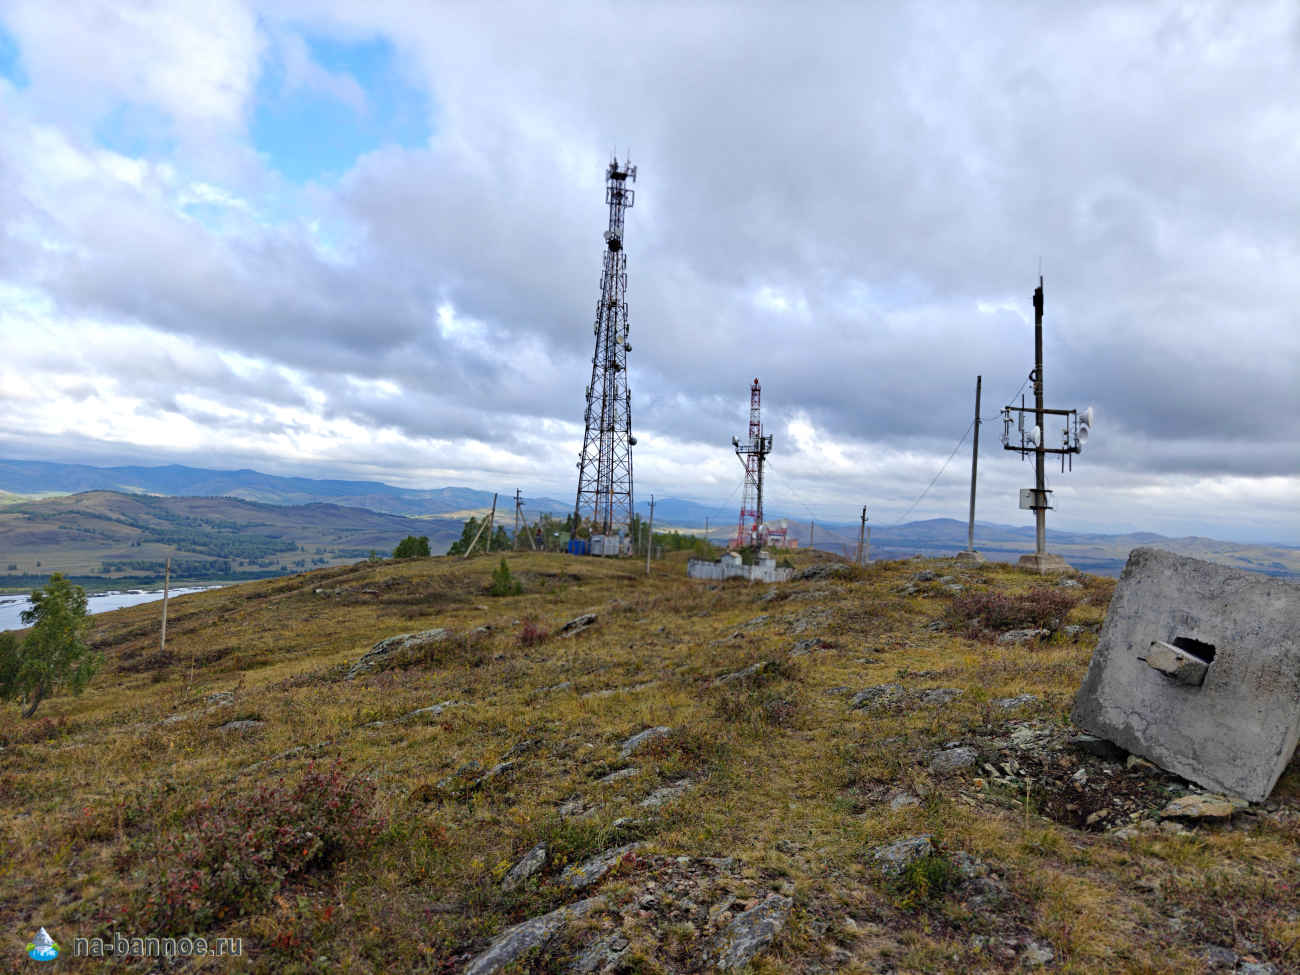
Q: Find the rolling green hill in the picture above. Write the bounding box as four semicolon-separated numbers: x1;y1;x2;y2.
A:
0;491;468;590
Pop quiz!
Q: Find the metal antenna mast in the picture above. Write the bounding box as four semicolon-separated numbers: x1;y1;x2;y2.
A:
574;155;638;546
732;378;773;548
1001;276;1094;572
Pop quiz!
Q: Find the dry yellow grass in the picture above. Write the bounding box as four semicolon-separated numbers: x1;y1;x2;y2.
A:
0;550;1295;973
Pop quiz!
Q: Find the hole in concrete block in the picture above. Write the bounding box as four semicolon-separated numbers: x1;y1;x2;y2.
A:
1171;636;1216;664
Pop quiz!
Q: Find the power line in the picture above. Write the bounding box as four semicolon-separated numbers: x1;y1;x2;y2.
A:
887;418;976;528
981;374;1031;422
705;370;1034;545
761;459;857;544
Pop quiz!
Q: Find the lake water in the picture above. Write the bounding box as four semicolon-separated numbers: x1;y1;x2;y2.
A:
0;586;220;633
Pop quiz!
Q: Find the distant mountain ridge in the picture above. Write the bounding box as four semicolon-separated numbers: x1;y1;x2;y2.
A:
777;517;1300;578
0;459;495;517
1;458;1293;578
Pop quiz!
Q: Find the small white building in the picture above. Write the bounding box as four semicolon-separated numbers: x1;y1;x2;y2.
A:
686;550;793;583
589;533;633;557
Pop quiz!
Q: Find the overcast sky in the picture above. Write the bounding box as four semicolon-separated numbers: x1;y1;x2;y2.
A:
0;1;1296;544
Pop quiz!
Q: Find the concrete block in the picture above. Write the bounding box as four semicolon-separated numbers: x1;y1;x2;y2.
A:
1144;640;1209;686
1018;552;1073;573
1071;547;1300;802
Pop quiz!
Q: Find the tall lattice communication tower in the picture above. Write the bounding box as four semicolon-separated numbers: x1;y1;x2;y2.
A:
732;378;773;548
574;156;638;540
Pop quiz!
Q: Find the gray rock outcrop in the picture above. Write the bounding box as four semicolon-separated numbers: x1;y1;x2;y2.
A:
620;726;673;757
560;842;644;890
502;843;547;891
596;767;639;785
640;779;691;809
930;746;978;774
347;628;452;678
849;683;903;711
870;835;933;877
463;897;604;975
558;613;598;638
712;893;793;970
993;693;1039;711
997;628;1049;645
1158;794;1248;821
711;661;773;686
917;687;962;706
217;719;264;733
570;934;630;973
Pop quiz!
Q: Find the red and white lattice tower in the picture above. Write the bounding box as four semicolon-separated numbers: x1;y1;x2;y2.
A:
731;378;773;548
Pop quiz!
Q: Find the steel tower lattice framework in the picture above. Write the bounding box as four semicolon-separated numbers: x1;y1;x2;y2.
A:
574;156;637;536
732;378;773;548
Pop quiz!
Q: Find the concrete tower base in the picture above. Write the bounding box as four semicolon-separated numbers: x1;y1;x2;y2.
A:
1018;552;1072;573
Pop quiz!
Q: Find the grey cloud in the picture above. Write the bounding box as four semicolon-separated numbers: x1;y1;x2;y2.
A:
0;0;1297;542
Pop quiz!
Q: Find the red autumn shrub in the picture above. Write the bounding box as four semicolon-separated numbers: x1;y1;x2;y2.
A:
948;587;1079;638
518;618;550;647
130;762;386;934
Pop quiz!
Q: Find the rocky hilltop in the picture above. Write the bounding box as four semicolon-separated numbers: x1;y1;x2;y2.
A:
1;550;1295;973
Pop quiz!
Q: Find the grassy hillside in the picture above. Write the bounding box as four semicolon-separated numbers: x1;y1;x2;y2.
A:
0;550;1294;972
0;491;466;589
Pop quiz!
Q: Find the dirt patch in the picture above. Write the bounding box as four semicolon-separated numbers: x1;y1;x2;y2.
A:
966;722;1209;833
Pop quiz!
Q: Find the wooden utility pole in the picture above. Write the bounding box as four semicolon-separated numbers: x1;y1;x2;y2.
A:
512;489;536;550
956;376;986;564
969;376;981;552
856;507;868;565
514;489;522;550
463;493;498;558
645;494;655;576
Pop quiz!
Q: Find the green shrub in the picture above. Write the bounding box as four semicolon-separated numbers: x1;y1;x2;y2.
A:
393;535;430;558
0;573;99;717
890;853;956;909
489;558;522;597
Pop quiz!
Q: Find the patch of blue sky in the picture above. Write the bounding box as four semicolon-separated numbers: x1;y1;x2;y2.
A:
93;101;176;159
178;201;246;235
0;21;28;87
252;32;431;183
